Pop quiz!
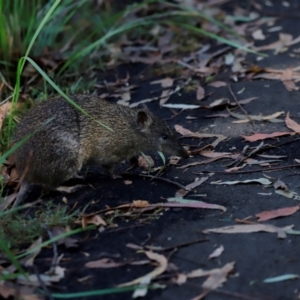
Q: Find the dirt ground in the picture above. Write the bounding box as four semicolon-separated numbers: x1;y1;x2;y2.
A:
14;1;300;300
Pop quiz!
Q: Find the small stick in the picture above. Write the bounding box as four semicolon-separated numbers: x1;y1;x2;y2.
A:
123;172;189;191
33;265;54;300
43;226;59;274
198;163;300;175
228;84;254;125
146;238;208;252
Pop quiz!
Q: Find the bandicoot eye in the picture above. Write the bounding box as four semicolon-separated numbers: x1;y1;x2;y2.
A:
161;135;168;140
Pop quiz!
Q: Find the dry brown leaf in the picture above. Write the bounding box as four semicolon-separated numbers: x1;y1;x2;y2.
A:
175;176;209;198
0;282;42;300
49;227;78;248
273;179;289;191
187;261;235;279
281;68;299;91
208;81;226;88
199;151;234;159
132;200;149;207
174;273;187;285
175;125;226;147
18;265;65;286
167;198;226;212
285;112;300;133
196;86;205;101
256;206;300;222
119;251;168;287
229;109;284;123
85;258;126;268
241;132;292;142
225;165;246;172
82;215;107;228
0;102;11;130
151;77;173;106
21;238;42;267
252;29;265;40
255;33;293;54
203;224;293;239
202;261;234;290
192;262;235;300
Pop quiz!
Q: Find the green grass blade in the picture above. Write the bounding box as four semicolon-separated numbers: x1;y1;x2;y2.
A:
16;225;95;259
181;23;267;56
51;284;165;298
0;233;26;275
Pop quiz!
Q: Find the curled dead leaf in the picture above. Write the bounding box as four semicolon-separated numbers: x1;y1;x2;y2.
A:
82;215;106;228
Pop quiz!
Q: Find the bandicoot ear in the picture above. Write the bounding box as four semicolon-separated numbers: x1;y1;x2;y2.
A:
136;110;152;130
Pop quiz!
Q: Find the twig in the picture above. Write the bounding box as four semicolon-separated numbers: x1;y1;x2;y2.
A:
228;141;264;168
130;77;192;107
213;288;271;300
33;265;54;300
122;172;189;190
148;238;208;252
228;84;254;125
225;145;249;168
43;226;59;274
198;163;300;175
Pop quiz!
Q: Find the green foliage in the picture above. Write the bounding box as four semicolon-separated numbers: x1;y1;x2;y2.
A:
0;202;76;250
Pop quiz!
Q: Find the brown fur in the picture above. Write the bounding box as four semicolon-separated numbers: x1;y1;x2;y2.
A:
13;94;189;190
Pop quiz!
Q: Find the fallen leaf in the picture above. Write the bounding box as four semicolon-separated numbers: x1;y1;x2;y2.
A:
167;198;226;212
256;206;300;222
21;238;42;267
281;69;299;91
175;125;227;148
211;178;272;186
264;274;299;283
132;200;149;207
49;227;78;248
199;151;234;159
82;215;106;228
252;29;265;40
190;262;235;300
158;77;174;106
255;33;297;54
275;190;300;200
208;81;226;88
242;132;292;142
196;86;205;101
203;224;293;239
175;176;209;198
119;251;168;287
0;282;42;300
208;245;224;259
202;261;234;290
273;179;289;191
174;273;187;285
187;261;235;279
229;109;284;123
18;265;65;286
285;112;300;133
163;103;200;109
85;258;126;268
0;102;11;130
